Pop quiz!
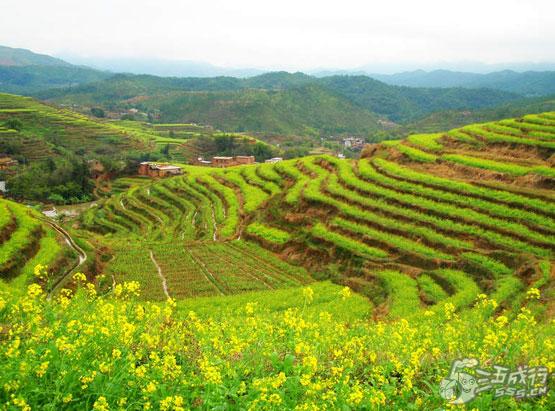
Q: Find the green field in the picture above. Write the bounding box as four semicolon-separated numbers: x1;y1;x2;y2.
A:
1;110;554;409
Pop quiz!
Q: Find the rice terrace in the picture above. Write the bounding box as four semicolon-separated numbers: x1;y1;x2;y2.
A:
1;2;555;409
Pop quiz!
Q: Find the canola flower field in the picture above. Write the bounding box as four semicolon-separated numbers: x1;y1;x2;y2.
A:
0;273;553;410
0;110;554;409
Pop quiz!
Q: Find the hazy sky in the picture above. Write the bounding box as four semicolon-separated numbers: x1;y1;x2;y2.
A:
1;0;554;70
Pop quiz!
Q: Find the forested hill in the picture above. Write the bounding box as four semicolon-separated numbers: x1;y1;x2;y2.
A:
371;69;555;96
0;45;111;94
37;72;521;135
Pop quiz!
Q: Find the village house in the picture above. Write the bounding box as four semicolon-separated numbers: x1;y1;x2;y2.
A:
204;155;256;168
234;155;256;165
265;157;283;164
138;162;183;178
0;154;18;171
343;137;366;151
211;156;235;168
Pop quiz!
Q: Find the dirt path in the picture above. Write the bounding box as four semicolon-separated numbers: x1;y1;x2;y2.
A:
43;219;87;296
211;205;217;241
149;250;170;299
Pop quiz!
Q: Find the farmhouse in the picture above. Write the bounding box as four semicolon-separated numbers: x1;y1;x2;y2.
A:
0;154;18;171
138;162;183;178
265;157;283;164
209;156;256;168
343;137;365;150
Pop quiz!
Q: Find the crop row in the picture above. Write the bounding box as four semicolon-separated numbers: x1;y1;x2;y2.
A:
372;158;554;216
0;204;43;276
241;166;281;196
417;274;449;304
311;223;389;260
330;217;454;261
406;133;444;151
358;159;555;247
220;170;268;213
442;153;555;178
370;158;554;231
196;174;239;238
382;140;438;162
245;222;292;245
326;159;550;256
274;161;309;204
372;270;420;318
463;125;555;149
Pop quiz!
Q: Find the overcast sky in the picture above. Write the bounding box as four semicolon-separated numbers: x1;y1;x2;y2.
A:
1;0;554;71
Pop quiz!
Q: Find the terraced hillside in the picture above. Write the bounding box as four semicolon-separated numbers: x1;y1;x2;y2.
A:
2;111;554;410
0;93;159;161
75;111;554;315
0;198;75;292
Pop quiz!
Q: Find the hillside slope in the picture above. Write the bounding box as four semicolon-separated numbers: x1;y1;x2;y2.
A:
73;110;555;304
0;45;70;67
0;197;75;291
37;72;522;134
1;111;554;410
0;45;111;93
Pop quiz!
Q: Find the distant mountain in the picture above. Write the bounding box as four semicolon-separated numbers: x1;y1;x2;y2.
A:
370;69;555;96
0;45;112;93
57;54;266;78
0;65;112;94
0;45;71;67
38;71;521;135
318;75;520;122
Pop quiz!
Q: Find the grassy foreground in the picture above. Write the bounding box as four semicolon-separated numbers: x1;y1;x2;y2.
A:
0;273;553;410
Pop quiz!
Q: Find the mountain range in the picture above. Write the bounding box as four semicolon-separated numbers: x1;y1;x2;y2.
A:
2;44;555;137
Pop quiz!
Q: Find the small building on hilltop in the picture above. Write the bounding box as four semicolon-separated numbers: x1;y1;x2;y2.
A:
138;162;183;178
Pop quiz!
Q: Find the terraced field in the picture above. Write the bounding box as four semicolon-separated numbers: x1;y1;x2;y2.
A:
2;111;554;410
0;198;74;291
0;93;158;161
69;111;555;316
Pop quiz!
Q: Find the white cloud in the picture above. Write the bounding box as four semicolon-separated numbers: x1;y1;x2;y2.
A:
1;0;554;70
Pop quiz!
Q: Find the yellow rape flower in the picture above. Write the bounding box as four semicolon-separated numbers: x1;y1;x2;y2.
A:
93;396;110;411
527;287;541;300
36;361;49;377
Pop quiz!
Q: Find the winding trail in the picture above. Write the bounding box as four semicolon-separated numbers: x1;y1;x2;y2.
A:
149;250;170;299
42;218;87;296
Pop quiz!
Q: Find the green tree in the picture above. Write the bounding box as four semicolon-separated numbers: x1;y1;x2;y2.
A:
90;107;106;118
